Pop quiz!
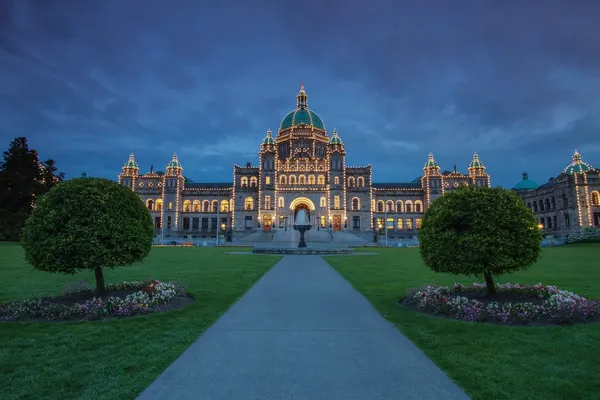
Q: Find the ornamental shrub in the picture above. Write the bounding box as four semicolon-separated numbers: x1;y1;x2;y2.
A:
21;178;154;296
419;186;542;295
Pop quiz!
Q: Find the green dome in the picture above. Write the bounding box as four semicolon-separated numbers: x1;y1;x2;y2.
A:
330;129;343;144
424;153;439;169
468;153;485;169
280;109;325;131
123;153;139;169
262;129;275;145
513;172;539;190
166;154;182;170
279;85;326;131
564;151;595;175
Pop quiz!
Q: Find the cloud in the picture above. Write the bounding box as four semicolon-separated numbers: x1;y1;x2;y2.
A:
0;0;599;187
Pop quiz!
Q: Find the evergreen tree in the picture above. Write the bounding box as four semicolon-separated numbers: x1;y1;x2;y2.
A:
0;137;63;241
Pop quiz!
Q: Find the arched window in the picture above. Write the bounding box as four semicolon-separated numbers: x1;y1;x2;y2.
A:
278;197;285;208
211;200;218;212
318;175;325;185
396;200;404;213
155;199;163;211
183;200;191;212
280;175;287;185
348;177;356;187
289;175;297;184
591;191;599;205
377;200;384;212
250;177;258;187
299;175;306;184
308;175;315;184
220;200;229;212
245;197;254;210
146;199;154;211
352;197;360;210
334;176;340;185
202;200;210;212
405;200;413;213
357;176;365;187
193;200;201;212
386;200;394;212
414;200;423;213
320;197;326;208
241;176;248;187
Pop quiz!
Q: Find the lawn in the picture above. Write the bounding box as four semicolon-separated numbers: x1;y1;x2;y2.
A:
0;243;280;400
326;244;600;400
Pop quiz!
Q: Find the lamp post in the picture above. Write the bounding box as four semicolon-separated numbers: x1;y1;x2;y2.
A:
160;204;165;245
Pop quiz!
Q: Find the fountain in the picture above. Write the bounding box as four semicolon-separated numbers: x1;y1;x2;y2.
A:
293;208;312;248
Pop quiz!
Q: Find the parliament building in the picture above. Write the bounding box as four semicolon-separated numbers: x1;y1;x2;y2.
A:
118;86;599;241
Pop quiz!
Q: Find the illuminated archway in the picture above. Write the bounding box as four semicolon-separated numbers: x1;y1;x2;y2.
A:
289;197;316;211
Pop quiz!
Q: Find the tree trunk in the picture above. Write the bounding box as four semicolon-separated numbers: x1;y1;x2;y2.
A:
483;271;496;296
94;266;106;298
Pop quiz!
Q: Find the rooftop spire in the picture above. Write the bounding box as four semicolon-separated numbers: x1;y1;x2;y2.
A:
573;149;582;163
297;83;308;110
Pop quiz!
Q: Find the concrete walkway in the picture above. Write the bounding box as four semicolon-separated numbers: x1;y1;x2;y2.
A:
138;256;469;400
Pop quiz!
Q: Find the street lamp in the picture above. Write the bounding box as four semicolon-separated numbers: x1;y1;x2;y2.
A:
384;192;388;247
216;192;220;246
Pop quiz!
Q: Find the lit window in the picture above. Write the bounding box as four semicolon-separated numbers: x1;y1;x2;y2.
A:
318;175;325;185
245;197;254;210
220;200;229;212
352;197;360;210
416;218;422;229
397;218;404;229
334;176;340;185
406;218;413;229
387;217;394;229
278;197;285;208
265;176;271;185
168;202;173;210
183;200;191;212
265;196;271;209
320;197;326;208
334;196;340;209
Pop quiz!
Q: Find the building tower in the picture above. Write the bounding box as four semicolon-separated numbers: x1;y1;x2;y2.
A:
329;129;346;229
468;153;490;188
422;152;442;209
260;129;276;229
163;154;184;230
119;153;139;190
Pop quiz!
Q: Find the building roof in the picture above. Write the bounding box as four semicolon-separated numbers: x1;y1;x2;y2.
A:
186;182;232;189
513;172;539;190
279;85;326;131
330;129;343;144
373;182;422;189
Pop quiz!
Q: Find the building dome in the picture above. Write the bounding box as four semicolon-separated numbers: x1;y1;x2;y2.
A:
262;129;275;145
279;85;326;131
330;129;343;145
563;150;595;175
513;172;539;190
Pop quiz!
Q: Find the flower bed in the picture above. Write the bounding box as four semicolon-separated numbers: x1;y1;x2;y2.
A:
403;283;600;325
0;279;190;322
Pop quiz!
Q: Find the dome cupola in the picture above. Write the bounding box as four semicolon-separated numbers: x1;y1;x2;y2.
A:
563;150;595;175
279;84;326;132
513;172;539;190
330;129;343;145
166;153;183;175
262;129;275;145
121;153;139;176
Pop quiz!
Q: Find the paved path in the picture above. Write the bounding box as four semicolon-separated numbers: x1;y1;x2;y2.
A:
138;256;469;400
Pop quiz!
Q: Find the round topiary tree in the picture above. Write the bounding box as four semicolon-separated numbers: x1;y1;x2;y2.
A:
419;185;542;296
21;177;154;297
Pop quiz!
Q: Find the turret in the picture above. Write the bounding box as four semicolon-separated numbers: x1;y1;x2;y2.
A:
121;153;139;176
422;153;442;207
166;153;183;176
119;153;139;190
468;153;490;187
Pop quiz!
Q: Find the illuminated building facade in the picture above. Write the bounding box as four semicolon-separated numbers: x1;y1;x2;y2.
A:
513;151;600;238
120;85;547;240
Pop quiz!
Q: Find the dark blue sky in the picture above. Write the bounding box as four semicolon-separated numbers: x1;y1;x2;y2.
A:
1;0;599;187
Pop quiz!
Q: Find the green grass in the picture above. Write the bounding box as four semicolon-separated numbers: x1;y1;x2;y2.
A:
325;244;600;400
0;244;279;400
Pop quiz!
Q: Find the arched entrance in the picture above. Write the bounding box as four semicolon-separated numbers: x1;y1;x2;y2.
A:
262;215;272;232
